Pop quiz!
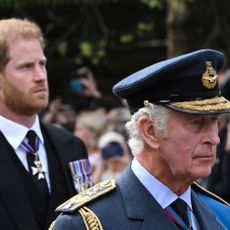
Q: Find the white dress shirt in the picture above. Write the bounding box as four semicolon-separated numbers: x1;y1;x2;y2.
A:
131;157;200;230
0;115;51;191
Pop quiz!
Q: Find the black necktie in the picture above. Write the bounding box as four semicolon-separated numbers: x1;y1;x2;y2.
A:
168;198;190;229
26;130;49;198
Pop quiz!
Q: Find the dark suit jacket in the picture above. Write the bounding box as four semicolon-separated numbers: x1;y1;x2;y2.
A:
0;123;88;230
53;166;227;230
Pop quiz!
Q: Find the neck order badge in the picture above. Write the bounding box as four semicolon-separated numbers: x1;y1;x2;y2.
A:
21;130;46;180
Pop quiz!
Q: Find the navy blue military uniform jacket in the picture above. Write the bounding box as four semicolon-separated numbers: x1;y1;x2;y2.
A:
52;166;230;230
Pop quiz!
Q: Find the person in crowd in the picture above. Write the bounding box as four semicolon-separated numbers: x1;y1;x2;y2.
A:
41;98;68;129
105;107;131;141
57;103;76;132
0;18;89;230
68;66;101;113
97;131;130;181
42;98;76;132
74;111;107;183
52;49;230;230
69;66;122;115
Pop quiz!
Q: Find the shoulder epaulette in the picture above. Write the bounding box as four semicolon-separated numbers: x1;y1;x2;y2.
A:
56;180;116;213
192;182;229;206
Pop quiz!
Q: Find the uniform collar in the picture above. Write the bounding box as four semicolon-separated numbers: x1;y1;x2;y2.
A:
131;157;192;210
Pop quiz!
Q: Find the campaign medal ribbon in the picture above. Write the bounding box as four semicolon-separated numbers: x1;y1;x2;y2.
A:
69;159;93;193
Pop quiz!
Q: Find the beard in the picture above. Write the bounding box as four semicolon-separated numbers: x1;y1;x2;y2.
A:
2;80;49;116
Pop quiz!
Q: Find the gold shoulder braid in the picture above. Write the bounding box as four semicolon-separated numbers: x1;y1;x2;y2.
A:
50;180;116;230
48;207;104;230
56;180;116;213
79;206;103;230
192;182;230;206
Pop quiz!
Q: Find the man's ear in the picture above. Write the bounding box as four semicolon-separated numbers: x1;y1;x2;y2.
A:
138;115;160;149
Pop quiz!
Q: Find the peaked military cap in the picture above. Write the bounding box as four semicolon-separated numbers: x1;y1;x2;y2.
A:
113;49;230;114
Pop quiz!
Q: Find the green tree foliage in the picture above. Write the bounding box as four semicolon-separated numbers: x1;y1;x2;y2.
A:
2;0;230;99
0;0;165;65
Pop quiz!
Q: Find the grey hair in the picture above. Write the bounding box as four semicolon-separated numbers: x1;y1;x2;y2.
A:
125;104;171;156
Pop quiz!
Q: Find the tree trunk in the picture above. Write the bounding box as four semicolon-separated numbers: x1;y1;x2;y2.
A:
166;1;188;58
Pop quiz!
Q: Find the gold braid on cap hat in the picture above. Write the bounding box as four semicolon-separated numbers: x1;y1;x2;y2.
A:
171;96;230;111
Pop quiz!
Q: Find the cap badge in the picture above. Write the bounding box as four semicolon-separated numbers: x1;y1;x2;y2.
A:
202;61;218;89
144;100;149;107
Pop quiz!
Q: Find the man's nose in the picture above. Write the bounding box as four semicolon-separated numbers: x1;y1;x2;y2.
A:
34;65;47;81
204;124;220;145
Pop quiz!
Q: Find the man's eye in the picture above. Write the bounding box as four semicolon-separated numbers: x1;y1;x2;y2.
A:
22;64;33;69
211;117;219;123
192;119;203;126
40;61;46;67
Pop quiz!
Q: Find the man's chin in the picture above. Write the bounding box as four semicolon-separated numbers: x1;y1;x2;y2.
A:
194;169;212;180
23;103;48;116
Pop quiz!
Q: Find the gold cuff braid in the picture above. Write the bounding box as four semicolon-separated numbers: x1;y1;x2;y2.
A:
79;206;103;230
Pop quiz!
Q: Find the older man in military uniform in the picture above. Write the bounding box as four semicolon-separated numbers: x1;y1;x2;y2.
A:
51;49;230;230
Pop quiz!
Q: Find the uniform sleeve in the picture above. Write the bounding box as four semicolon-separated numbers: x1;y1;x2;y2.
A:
53;213;86;230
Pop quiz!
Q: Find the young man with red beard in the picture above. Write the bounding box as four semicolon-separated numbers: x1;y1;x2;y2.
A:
0;18;88;230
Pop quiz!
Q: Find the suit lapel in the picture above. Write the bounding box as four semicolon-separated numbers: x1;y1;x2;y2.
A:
41;123;88;228
117;167;178;230
0;132;38;229
192;191;225;230
41;124;77;227
41;124;76;195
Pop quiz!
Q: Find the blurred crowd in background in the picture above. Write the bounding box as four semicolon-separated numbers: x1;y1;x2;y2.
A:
40;66;132;185
40;65;230;204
